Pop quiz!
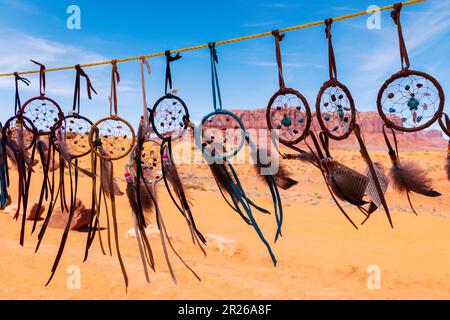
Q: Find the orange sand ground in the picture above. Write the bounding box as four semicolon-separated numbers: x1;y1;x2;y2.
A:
0;148;449;300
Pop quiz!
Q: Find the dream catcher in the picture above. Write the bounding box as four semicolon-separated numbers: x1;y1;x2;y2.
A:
1;73;34;216
16;61;64;247
195;43;277;266
377;4;443;212
266;30;358;230
43;65;96;285
18;61;65;246
314;19;392;227
87;60;136;289
151;51;206;253
124;58;200;283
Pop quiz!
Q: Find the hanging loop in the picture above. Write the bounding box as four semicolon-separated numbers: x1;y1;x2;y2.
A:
72;64;96;114
140;57;151;129
30;59;46;96
272;30;286;90
324;19;337;81
164;50;182;94
13;72;30;114
110;60;120;116
391;3;410;70
208;42;222;111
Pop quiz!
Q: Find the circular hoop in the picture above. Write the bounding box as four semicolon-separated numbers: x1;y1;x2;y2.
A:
2;115;36;151
18;96;64;136
316;80;356;140
88;116;136;161
151;94;189;141
128;139;163;184
266;87;311;146
377;70;445;132
53;113;93;159
194;109;246;161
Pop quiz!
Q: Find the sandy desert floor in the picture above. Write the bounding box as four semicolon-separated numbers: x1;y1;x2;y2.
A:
0;147;449;300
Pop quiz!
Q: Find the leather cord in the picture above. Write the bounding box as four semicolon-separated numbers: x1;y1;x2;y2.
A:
72;65;96;114
109;60;120;116
164;50;181;95
13;73;30;114
30;60;46;96
272;30;286;89
324;19;338;81
140;57;151;128
208;43;222;111
391;3;410;70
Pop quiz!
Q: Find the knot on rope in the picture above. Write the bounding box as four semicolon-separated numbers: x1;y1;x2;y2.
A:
324;18;333;39
271;30;285;42
208;42;218;63
165;50;182;62
391;2;403;24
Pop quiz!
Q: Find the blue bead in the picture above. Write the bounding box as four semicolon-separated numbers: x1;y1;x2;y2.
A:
408;97;420;110
281;118;292;127
389;107;396;113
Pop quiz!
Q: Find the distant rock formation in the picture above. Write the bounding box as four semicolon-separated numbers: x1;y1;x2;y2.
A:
224;109;446;150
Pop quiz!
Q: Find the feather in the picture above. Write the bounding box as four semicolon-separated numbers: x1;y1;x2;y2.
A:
389;161;441;197
296;151;317;164
6;138;35;171
364;162;389;209
328;162;369;207
97;146;123;197
163;156;206;244
446;156;450;181
251;146;297;190
126;182;139;216
273;163;297;190
139;181;154;224
55;129;94;178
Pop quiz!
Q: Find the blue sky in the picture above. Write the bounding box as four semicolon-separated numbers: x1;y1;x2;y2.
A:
0;0;449;125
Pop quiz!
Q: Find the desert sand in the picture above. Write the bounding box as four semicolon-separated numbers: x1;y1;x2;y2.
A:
0;145;449;300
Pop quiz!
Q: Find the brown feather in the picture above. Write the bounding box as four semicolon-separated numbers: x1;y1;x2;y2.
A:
163;158;205;243
55;130;94;178
126;182;139;216
138;181;154;225
296;151;317;164
389;161;441;197
251;146;297;190
6;138;35;171
97;146;123;197
273;163;297;190
328;162;369;207
208;162;252;224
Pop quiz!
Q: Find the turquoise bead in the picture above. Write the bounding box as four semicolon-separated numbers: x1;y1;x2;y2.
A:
281;117;292;127
389;107;396;113
408;97;420;110
324;115;331;121
298;117;304;123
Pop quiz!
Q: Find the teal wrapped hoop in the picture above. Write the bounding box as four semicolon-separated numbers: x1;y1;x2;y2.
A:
194;109;246;161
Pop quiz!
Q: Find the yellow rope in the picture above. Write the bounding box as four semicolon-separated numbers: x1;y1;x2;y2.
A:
0;0;426;77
